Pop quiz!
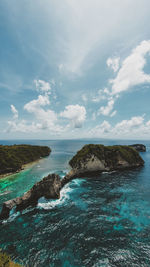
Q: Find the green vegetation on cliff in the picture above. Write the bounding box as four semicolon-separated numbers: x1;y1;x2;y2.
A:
0;144;51;175
69;144;144;169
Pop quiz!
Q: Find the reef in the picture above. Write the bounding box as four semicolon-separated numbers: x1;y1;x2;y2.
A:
0;144;51;175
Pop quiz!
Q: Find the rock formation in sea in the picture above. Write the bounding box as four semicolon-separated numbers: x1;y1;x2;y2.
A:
66;144;144;179
129;144;146;152
0;144;145;220
0;173;61;220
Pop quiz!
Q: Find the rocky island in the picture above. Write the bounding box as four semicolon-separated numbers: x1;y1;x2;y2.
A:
0;144;145;220
130;144;146;152
62;144;145;184
0;144;51;176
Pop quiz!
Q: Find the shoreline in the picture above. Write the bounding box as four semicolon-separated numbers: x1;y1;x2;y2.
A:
0;158;43;180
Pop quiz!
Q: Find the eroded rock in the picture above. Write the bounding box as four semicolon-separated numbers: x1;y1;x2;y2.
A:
0;173;61;220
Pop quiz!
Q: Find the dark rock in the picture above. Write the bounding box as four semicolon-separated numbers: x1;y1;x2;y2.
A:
61;170;75;188
129;144;146;152
0;173;61;220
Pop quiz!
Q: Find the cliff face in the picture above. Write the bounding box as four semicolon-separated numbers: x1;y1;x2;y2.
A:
0;145;51;175
69;144;144;177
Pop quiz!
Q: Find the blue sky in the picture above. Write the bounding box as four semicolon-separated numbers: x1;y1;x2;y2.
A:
1;0;150;139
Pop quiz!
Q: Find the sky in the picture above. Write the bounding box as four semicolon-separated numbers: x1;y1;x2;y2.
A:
1;0;150;139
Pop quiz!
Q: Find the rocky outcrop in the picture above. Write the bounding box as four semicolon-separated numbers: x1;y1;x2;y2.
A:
130;144;146;152
67;144;144;178
0;173;61;220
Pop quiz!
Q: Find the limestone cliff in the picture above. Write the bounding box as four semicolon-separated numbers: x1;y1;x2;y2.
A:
68;144;144;178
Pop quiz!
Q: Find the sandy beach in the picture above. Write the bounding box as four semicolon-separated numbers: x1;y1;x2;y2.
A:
0;158;43;180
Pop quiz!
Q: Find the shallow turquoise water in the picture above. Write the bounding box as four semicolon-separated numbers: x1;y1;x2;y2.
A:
0;139;150;267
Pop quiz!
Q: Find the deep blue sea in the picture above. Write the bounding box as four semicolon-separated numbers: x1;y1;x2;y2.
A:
0;139;150;267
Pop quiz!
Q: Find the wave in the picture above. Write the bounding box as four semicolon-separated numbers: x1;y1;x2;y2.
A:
38;178;85;210
2;208;20;224
37;183;73;210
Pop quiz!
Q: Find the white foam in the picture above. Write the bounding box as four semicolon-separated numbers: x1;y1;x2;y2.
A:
72;178;85;186
38;183;73;210
38;178;85;210
2;209;20;224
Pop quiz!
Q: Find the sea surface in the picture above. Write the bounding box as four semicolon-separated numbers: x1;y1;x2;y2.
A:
0;139;150;267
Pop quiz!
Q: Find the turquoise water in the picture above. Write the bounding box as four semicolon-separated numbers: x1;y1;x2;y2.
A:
0;139;150;266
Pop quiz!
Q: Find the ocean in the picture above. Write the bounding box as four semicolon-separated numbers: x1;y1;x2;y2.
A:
0;139;150;267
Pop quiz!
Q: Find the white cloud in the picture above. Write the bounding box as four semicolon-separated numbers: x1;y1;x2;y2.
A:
24;94;50;113
23;94;61;131
113;116;144;135
60;104;86;128
107;57;120;72
100;120;111;133
7;113;63;134
110;40;150;95
58;0;150;74
98;98;115;116
89;115;147;138
7;89;87;134
90;120;111;136
92;88;110;103
10;104;18;119
7;108;61;134
98;40;150;118
3;0;150;78
7;87;63;134
7;120;43;133
34;79;51;93
110;110;117;117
